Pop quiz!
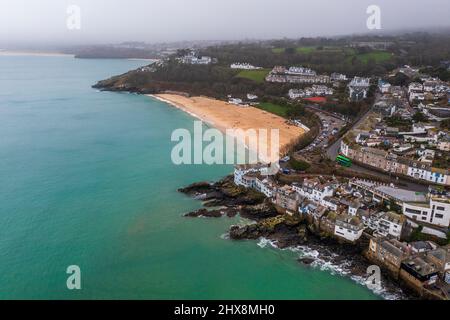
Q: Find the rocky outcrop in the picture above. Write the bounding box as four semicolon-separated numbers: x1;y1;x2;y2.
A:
180;175;277;220
229;216;308;248
184;208;223;218
298;257;315;265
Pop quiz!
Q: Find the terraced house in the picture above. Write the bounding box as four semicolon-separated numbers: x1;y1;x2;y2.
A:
341;141;450;186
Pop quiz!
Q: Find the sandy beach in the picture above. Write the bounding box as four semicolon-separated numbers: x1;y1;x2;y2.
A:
149;94;305;161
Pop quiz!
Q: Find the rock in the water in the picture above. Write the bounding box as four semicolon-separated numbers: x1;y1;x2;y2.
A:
184;209;222;218
178;182;213;196
298;257;315;265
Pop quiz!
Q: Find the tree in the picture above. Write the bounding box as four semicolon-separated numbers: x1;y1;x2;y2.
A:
389;72;409;86
289;158;310;171
412;111;427;122
441;119;450;130
285;47;296;55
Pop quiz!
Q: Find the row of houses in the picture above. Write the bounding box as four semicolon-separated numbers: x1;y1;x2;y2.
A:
408;79;449;103
266;73;331;84
233;166;419;242
266;66;331;84
341;140;450;186
230;63;262;70
265;67;362;94
288;85;334;100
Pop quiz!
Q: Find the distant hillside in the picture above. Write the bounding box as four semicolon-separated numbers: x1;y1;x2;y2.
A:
93;32;450;99
71;46;158;59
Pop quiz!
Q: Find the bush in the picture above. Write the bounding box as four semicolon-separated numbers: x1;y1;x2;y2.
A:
289;158;311;171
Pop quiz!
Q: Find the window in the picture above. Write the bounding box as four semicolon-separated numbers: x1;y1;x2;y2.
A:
422;217;427;221
405;208;421;215
435;214;444;219
436;206;445;211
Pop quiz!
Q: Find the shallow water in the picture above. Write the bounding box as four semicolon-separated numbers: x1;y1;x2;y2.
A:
0;55;378;299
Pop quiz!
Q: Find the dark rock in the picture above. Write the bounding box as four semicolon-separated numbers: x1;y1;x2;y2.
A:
178;182;213;196
229;224;264;240
298;257;315;265
184;209;222;218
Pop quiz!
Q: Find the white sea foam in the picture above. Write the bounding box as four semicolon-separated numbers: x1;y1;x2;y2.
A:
296;244;406;300
221;233;230;240
253;238;406;300
257;237;278;249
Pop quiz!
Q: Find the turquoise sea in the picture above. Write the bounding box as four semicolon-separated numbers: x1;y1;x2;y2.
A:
0;55;378;299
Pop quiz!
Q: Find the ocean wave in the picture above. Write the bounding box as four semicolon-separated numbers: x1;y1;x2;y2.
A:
220;233;230;240
254;237;406;300
257;237;278;249
297;244;406;300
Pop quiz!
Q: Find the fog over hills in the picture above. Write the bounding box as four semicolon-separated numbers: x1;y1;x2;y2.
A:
1;0;450;48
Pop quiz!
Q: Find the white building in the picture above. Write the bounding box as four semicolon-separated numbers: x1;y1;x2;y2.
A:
292;178;335;202
348;77;370;101
234;166;260;187
321;196;340;211
423;80;440;93
230;63;261;70
330;73;347;81
311;84;334;96
406;161;432;181
254;177;275;198
287;66;316;76
288;89;306;99
247;94;258;100
228;98;243;105
359;211;384;231
292;120;310;132
334;215;365;242
179;52;212;65
376;212;405;239
403;196;450;227
408;82;423;94
234;165;276;198
409;90;425;101
378;80;391;93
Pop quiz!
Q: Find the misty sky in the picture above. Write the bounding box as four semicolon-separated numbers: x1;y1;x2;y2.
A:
1;0;450;46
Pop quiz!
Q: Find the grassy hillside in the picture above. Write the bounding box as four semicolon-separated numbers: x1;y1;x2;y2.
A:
235;69;270;83
348;51;393;64
256;102;289;117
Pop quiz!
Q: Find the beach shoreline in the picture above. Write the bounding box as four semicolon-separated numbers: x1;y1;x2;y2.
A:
148;94;305;161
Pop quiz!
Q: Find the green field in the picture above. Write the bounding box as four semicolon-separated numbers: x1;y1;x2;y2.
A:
272;47;285;54
256;102;288;118
272;46;317;54
272;46;392;65
348;51;393;64
295;46;317;54
235;69;270;83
